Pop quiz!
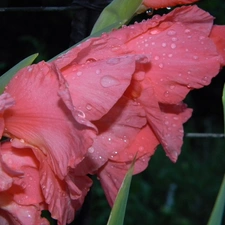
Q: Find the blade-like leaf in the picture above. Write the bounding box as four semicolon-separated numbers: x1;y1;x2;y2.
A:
0;53;38;94
207;174;225;225
106;157;136;225
91;0;143;35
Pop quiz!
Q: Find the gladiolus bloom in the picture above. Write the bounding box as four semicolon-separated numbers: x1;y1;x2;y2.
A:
0;3;224;224
54;5;225;205
143;0;198;9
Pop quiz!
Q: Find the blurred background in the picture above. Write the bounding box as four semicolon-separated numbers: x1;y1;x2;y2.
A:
0;0;224;224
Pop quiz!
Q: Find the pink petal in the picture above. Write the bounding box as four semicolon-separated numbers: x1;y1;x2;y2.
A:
56;6;222;106
143;0;198;9
0;194;49;225
98;153;152;206
124;6;221;104
3;61;95;179
0;93;15;137
1;142;44;205
138;80;192;161
33;149;92;225
209;25;225;66
74;96;148;175
58;56;142;121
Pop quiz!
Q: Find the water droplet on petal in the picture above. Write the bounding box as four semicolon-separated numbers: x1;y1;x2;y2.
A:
159;63;164;68
146;8;154;16
202;76;209;83
76;71;82;76
171;43;176;49
169;85;175;90
162;43;167;47
187;84;192;89
166;6;171;10
184;29;191;33
107;58;120;65
100;75;120;87
171;37;177;42
86;104;92;110
154;56;159;60
168;53;173;58
167;30;176;36
96;69;101;74
77;110;85;118
193;55;199;60
138;146;144;151
86;58;96;63
88;147;95;153
164;91;169;97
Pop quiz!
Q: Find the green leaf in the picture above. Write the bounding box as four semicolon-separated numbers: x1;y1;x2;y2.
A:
207;174;225;225
106;158;136;225
0;53;38;94
91;0;143;35
222;84;225;134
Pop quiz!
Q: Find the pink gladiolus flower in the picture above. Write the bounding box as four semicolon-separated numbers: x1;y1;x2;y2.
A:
0;141;48;225
54;5;225;205
0;62;97;224
143;0;198;9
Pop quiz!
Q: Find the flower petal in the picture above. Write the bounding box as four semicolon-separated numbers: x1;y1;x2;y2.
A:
209;25;225;66
97;152;152;206
58;56;142;121
74;96;148;175
0;195;48;225
143;0;198;9
3;61;95;178
138;80;192;161
33;149;92;225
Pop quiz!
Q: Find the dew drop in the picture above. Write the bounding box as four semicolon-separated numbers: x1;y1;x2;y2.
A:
187;84;192;89
111;46;120;51
171;43;176;49
164;121;169;125
168;53;173;58
154;56;159;60
76;71;82;76
146;8;154;16
169;85;175;90
88;147;95;153
95;69;101;74
77;110;85;118
107;58;120;65
171;37;177;42
167;30;176;36
166;6;171;10
138;146;144;151
184;29;191;33
151;42;155;45
164;91;169;97
86;104;92;110
193;55;199;60
100;75;120;87
86;58;96;63
159;63;164;68
134;71;145;81
173;116;178;120
162;43;167;47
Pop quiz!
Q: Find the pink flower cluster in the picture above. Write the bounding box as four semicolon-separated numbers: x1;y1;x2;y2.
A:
0;5;224;225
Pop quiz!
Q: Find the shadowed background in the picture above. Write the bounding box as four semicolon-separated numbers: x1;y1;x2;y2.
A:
0;0;224;224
